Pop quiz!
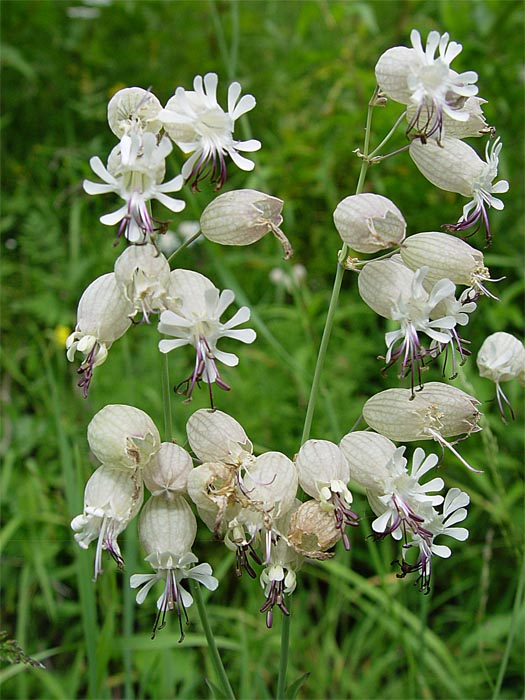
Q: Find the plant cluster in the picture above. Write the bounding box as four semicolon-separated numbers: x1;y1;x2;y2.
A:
67;29;523;694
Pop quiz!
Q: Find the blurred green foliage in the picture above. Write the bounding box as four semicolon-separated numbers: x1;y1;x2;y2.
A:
1;1;523;698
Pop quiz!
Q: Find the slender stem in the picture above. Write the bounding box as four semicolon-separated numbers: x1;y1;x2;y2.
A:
368;109;407;158
300;89;376;444
167;229;202;265
161;353;173;442
492;554;525;699
276;600;292;700
191;581;236;700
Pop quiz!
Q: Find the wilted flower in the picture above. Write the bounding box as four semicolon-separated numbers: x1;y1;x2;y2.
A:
409;137;509;244
375;29;478;141
114;243;173;323
295;440;358;549
362;382;482;472
400;232;498;298
158;270;256;404
200;189;293;259
66;272;133;397
159;72;261;191
107;87;162;138
130;494;218;639
71;464;143;580
333;193;406;253
477;332;525;421
87;404;161;470
83;132;185;243
288;499;341;559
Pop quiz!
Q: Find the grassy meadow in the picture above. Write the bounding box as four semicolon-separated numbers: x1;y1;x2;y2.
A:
1;1;524;698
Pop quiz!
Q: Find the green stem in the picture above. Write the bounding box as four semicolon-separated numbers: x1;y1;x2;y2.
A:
166;229;202;265
191;581;236;700
300;88;377;444
492;553;525;699
161;353;173;441
276;600;292;699
368;109;407;159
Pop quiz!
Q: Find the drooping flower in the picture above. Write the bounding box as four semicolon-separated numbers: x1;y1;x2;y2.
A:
295;440;358;549
333;193;406;253
358;259;469;389
200;189;293;259
142;442;194;499
71;464;143;580
409;137;509;244
399;487;469;592
362;382;482;472
130;494;218;639
158;270;256;404
87;404;161;471
83;131;186;243
375;29;478;141
159;72;261;191
66;273;133;397
400;231;498;298
477;332;525;421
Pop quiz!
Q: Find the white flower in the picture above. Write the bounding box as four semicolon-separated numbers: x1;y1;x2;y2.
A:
66;272;133;397
367;446;444;542
295;440;357;549
400;488;469;591
200;189;292;259
400;231;497;298
159;72;261;190
83;131;185;243
107;87;162;138
375;29;478;140
71;465;143;580
477;332;525;421
142;442;194;499
333;193;406;253
130;495;218;639
87;404;161;470
362;382;482;472
409;137;509;244
158;270;256;402
358;259;462;389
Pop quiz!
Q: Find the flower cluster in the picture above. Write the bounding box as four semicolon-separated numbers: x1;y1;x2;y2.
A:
68;31;520;645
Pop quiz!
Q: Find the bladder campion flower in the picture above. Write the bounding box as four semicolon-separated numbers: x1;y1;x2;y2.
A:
200;189;293;259
375;29;478;141
477;332;525;421
71;464;143;580
159;72;261;191
409;136;509;244
130;494;218;639
158;270;256;404
333;193;406;253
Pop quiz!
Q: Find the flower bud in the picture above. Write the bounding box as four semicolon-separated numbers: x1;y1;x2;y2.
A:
114;244;172;322
477;332;525;385
138;494;197;557
333;193;406;253
87;404;161;470
288;500;340;559
339;431;397;490
363;382;481;442
200;189;293;260
186;409;253;465
400;232;491;292
142;442;193;498
107;87;162;138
